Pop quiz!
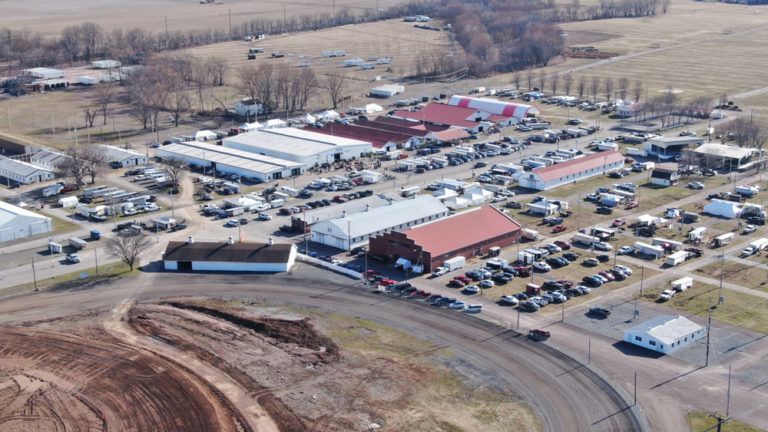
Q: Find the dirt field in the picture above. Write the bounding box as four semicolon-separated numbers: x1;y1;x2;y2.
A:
0;0;407;36
0;298;537;432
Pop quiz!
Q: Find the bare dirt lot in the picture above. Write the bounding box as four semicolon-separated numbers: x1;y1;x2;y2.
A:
0;0;407;35
0;297;538;432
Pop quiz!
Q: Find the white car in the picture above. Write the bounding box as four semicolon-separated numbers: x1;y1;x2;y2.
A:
123;208;138;216
532;261;551;272
594;241;612;251
743;225;757;235
479;280;495;288
226;219;240;227
499;295;519;306
144;203;160;212
614;264;633;275
593;274;608;283
688;181;705;190
448;301;467;310
257;213;272;221
617;246;633;255
462;285;480;294
432;267;449;276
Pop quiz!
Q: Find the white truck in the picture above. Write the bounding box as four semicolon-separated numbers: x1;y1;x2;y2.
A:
671;277;693;293
75;204;106;218
443;256;466;271
625;147;647;157
659;289;676;302
42;183;64;197
400;186;421;197
740;238;768;257
521;228;540;241
573;233;600;246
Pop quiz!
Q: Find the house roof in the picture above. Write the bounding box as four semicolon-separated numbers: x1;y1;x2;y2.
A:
293;195;390;225
429;128;470;141
224;127;371;157
100;145;145;162
358;119;433;137
448;95;539;118
393;103;484;129
163;241;294;263
403;206;521;257
626;315;703;345
317;195;448;239
695;143;755;160
651;168;677;179
532;150;624;182
312;123;413;148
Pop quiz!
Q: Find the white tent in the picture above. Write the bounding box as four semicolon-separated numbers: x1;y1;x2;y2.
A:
239;122;262;132
432;188;459;201
444;196;471;210
302;113;317;124
462;186;493;206
364;104;383;114
316;110;340;121
636;214;668;226
703;199;741;219
262;119;288;129
195;130;218;141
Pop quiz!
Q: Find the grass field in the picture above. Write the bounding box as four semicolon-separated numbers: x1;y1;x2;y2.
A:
696;260;768;292
640;281;768;334
0;0;407;35
0;261;137;298
686;411;763;432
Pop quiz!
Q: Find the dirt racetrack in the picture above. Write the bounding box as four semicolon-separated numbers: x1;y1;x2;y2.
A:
0;326;248;432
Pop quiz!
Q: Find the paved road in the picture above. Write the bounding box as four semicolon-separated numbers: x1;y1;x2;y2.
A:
0;266;647;432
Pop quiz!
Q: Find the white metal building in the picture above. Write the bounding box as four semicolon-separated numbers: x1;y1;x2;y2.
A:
91;60;121;69
0;201;53;242
310;195;449;250
29;149;71;169
223;127;373;166
624;315;705;354
518;150;625;191
644;136;704;160
156;141;304;182
163;238;297;272
0;157;55;184
23;67;65;79
99;145;148;167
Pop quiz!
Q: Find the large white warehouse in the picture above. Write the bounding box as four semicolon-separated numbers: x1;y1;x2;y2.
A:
0;201;53;242
100;145;148;167
310;195;449;250
223;127;372;166
0;157;56;185
156;141;304;182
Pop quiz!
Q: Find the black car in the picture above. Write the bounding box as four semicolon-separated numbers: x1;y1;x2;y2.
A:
588;307;611;318
506;201;523;209
596;254;611;263
582;276;603;287
596;206;613;215
563;252;580;262
748;216;766;225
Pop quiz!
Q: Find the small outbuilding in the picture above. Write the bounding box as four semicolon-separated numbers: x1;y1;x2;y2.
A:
623;315;705;354
650;167;680;187
0;201;53;242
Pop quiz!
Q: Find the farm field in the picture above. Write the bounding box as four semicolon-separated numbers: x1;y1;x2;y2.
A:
0;0;407;35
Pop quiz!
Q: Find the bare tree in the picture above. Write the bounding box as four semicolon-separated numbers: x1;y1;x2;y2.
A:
525;69;534;91
80;22;103;61
94;82;115;125
163;157;185;186
106;231;152;271
84;108;97;128
577;75;586;100
563;72;573;96
56;146;88;187
549;72;560;97
512;73;521;90
632;80;643;102
590;76;600;101
205;56;227;86
322;73;347;109
604;77;614;103
81;146;106;184
537;70;547;92
60;26;82;62
617;77;629;101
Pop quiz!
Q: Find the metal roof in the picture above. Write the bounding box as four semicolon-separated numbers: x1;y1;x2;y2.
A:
30;149;70;167
694;143;755;160
0;201;51;227
99;145;145;162
163;241;294;263
320;195;448;238
626;315;703;345
157;141;302;174
225;127;371;157
532;150;624;182
295;195;391;225
0;157;54;177
404;206;521;256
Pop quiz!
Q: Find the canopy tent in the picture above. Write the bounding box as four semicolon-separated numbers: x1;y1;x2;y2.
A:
195;130;218;141
703;199;741;219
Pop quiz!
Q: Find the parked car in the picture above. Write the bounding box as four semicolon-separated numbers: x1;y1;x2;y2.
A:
594;241;612;251
614;264;633;275
226;219;240;227
554;240;571;250
596;206;613;215
462;285;480;294
66;254;81;264
618;246;633;255
588;307;611;318
563;252;580;262
499;295;519;306
479;280;495;288
532;261;551;272
582;275;603;287
528;329;551;341
552;225;567;234
258;213;272;221
688;181;705;190
432;267;449;276
583;257;599;267
596;254;611;263
743;224;757;234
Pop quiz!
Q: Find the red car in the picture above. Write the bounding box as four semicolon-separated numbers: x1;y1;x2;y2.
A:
612;218;626;227
552;225;567;233
380;278;396;286
599;271;615;282
514;266;531;277
455;275;472;284
625;201;639;210
554;240;571;250
364;270;378;277
448;280;466;288
528;329;551;340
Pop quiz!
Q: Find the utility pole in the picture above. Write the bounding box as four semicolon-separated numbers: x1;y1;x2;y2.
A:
228;8;232;36
633;371;637;407
718;251;725;305
705;296;713;367
94;249;99;275
587;337;591;366
31;256;38;292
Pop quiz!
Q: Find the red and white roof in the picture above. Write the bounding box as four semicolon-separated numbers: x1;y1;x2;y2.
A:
533;150;624;182
449;95;539;118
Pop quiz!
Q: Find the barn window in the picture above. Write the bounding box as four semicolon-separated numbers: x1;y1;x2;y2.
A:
649;341;656;346
635;336;642;342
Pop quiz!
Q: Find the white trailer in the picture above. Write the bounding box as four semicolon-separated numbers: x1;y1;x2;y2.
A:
42;183;64;197
671;277;693;292
443;256;465;271
75;204;105;218
48;241;63;254
401;186;421;197
343;58;365;67
713;232;735;247
573;233;600;246
741;238;768;257
521;228;540;241
280;186;300;197
626;147;647;157
634;242;665;259
688;227;706;242
665;250;689;267
69;237;87;250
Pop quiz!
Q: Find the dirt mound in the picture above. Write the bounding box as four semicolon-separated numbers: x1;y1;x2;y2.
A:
162;300;340;363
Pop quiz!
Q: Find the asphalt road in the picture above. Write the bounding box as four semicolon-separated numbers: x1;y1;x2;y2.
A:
0;265;647;432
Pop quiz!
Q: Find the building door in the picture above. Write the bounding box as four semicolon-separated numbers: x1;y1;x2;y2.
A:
334;153;341;161
178;261;192;271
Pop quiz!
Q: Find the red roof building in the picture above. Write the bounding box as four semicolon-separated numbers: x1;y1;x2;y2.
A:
368;206;522;272
518;150;626;191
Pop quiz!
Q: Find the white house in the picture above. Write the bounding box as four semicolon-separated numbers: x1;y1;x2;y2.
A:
649;167;680;187
0;201;53;242
624;315;705;354
0;157;55;184
234;98;264;118
310;195;449;250
99;145;148;167
223;127;372;166
163;238;297;272
518;150;625;191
